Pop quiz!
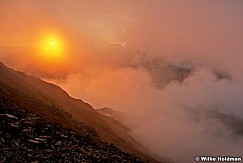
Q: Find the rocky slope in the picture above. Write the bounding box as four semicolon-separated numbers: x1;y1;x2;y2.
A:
0;97;142;162
0;62;163;162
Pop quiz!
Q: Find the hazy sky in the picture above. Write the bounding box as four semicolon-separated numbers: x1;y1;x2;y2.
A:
0;1;242;75
1;1;243;162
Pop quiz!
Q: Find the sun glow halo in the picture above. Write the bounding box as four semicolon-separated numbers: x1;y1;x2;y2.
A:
37;34;67;64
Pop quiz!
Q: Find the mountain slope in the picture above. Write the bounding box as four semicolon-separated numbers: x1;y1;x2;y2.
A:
0;62;162;162
0;99;142;162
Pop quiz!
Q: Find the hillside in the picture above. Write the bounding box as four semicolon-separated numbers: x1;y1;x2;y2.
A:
0;62;163;162
0;98;142;162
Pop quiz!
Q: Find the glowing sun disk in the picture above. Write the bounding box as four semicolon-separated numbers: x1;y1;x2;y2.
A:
37;34;67;64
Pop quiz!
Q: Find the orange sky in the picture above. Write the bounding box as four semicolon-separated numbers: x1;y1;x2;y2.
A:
0;1;242;72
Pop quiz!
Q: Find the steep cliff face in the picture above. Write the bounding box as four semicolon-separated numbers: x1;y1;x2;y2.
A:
0;62;161;162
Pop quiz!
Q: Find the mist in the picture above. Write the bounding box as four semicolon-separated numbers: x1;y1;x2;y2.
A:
1;1;243;162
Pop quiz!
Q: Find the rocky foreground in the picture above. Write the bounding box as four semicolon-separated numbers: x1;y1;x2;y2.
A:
0;99;142;162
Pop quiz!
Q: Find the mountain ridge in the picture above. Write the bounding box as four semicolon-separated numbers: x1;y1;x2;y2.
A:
0;62;164;162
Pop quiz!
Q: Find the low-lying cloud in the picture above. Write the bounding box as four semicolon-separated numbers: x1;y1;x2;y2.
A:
55;57;243;162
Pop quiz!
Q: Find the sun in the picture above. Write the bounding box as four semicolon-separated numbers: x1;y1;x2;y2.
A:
35;32;68;66
41;37;62;57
